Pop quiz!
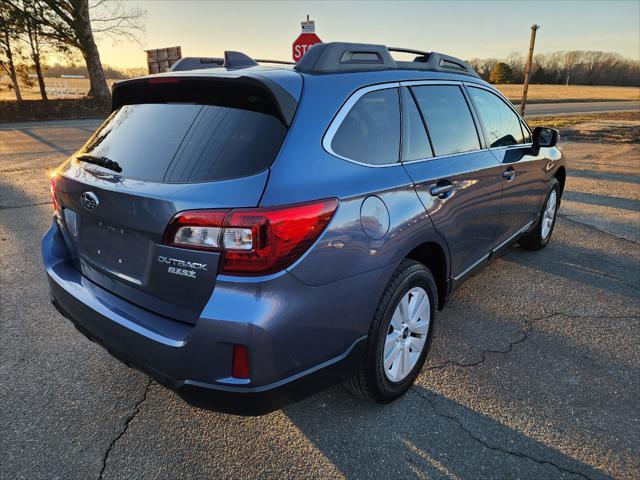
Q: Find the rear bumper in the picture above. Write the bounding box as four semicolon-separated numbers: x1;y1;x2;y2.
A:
43;220;382;415
50;293;365;415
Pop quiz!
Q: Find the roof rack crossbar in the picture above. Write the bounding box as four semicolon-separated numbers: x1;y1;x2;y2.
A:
294;42;480;78
387;47;430;56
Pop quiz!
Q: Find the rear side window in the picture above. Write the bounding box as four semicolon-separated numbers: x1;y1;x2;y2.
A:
78;103;287;183
411;85;480;156
468;87;525;147
401;88;433;161
330;88;400;165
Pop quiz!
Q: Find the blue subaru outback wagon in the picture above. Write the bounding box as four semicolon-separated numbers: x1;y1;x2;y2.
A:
43;43;565;415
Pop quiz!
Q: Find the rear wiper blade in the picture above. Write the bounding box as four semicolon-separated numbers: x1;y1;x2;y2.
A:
76;154;122;173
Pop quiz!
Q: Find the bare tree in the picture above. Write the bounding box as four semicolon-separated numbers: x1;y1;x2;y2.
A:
11;0;50;100
505;51;525;83
467;57;499;81
12;0;145;100
0;2;23;101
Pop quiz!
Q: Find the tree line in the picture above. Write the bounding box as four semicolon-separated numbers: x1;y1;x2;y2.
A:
468;50;640;86
1;0;144;101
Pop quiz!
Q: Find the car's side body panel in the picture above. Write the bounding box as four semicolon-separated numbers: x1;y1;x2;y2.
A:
403;150;504;279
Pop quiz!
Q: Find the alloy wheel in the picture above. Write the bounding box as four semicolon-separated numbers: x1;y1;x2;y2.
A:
541;189;558;240
383;287;430;382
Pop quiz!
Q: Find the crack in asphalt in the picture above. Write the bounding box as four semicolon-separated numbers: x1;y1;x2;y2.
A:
98;379;152;480
425;312;639;372
413;389;596;480
425;312;559;372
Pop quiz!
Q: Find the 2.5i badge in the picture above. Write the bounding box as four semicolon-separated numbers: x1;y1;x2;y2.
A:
157;256;208;279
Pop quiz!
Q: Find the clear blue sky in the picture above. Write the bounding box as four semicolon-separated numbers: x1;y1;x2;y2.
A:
96;0;640;68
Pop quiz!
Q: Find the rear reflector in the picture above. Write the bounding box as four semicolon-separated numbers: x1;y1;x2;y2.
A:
163;198;339;276
232;345;250;379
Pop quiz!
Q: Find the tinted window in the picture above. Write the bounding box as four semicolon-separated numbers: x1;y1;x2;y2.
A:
411;85;480;156
468;87;525;147
331;88;400;165
79;103;287;183
402;89;433;161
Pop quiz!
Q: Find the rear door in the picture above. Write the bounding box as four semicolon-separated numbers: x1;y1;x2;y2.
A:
400;83;503;280
55;81;291;324
465;85;546;249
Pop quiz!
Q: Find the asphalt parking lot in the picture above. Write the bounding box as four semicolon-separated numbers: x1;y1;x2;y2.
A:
1;118;638;479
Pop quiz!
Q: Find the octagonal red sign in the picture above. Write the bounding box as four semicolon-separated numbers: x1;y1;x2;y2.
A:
292;33;322;62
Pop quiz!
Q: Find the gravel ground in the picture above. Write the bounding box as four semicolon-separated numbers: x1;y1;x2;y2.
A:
1;119;638;479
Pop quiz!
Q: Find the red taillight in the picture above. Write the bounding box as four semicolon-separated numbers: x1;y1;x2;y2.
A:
232;345;250;379
163;198;339;276
50;175;59;213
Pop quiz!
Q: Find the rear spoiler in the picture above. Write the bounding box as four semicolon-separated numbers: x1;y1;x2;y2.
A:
111;74;298;127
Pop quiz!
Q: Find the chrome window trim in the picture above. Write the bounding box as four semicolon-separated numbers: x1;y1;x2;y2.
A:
488;142;534;152
401;148;482;165
400;80;464;87
322;79;534;169
322;82;401;168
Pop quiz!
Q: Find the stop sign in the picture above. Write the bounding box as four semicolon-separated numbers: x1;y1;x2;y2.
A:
292;33;322;62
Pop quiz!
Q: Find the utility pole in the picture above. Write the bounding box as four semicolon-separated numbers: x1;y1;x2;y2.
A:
520;24;540;116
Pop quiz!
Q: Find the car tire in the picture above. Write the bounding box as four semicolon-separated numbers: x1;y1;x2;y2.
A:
344;259;437;403
519;178;561;251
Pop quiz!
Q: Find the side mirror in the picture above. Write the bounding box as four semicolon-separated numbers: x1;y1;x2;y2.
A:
532;126;559;148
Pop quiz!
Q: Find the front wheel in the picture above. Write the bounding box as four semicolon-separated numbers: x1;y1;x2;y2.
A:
519;178;561;251
344;260;437;403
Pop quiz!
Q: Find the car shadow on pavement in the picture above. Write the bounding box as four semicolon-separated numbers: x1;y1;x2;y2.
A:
562;191;640;213
12;127;75;154
568;168;640;185
283;385;613;480
504;239;640;298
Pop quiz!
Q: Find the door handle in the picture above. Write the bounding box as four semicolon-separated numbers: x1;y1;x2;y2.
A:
503;168;516;181
430;181;454;198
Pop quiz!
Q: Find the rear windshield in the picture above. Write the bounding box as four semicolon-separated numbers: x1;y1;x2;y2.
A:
78;103;287;183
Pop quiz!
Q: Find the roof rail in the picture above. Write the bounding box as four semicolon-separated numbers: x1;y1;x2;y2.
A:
294;42;480;78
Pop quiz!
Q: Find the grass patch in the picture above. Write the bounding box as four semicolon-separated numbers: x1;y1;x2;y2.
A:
497;84;640;103
528;111;640;143
527;111;640;128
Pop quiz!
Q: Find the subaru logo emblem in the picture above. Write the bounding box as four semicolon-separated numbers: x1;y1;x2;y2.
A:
80;191;99;211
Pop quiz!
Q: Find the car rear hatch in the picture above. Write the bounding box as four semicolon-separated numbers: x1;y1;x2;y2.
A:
53;74;299;324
